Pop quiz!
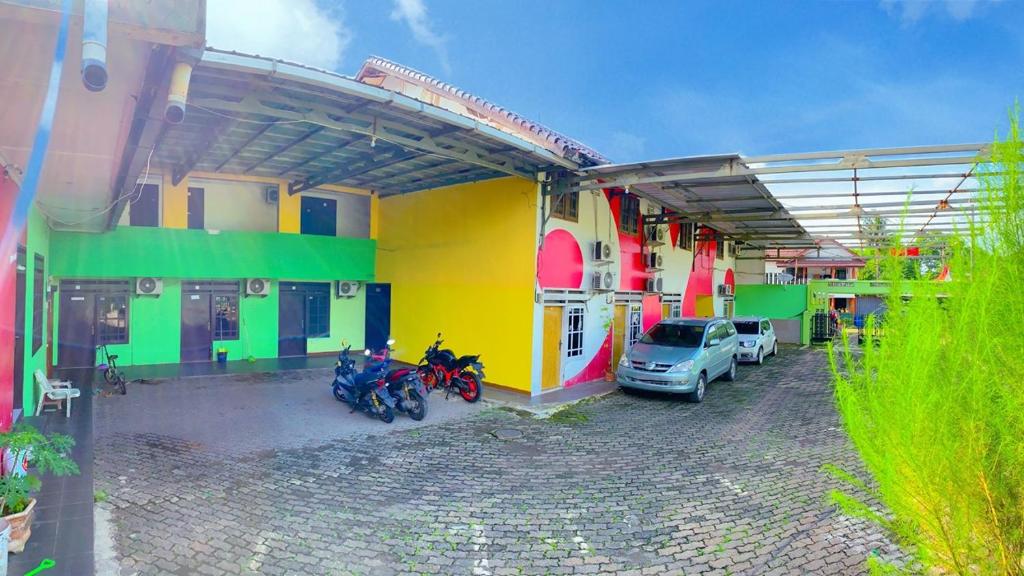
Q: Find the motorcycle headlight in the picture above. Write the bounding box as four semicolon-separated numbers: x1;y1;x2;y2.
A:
617;354;630;368
667;360;694;373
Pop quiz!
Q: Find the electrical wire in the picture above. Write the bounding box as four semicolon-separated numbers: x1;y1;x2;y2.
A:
189;103;310;125
36;147;155;227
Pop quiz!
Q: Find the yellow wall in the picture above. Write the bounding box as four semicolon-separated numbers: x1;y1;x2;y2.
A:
161;173;188;228
377;177;538;392
278;182;300;233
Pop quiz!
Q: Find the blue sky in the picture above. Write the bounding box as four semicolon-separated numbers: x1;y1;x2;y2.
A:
211;0;1023;163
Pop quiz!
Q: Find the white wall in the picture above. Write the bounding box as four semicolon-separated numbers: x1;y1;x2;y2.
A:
735;254;766;285
196;178;277;232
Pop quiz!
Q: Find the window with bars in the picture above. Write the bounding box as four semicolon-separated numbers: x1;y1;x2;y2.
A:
716;239;725;260
670;302;682;318
307;292;330;338
96;293;129;344
32;254;44;352
729;241;738;258
551;190;579;221
565;305;584;358
619;194;640;235
214;294;240;340
627;303;643;347
678;222;694;251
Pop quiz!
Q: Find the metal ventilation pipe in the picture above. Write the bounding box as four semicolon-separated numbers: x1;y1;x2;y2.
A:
164;61;194;124
81;0;108;92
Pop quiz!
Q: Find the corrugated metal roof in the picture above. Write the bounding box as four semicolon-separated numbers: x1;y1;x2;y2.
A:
356;56;609;168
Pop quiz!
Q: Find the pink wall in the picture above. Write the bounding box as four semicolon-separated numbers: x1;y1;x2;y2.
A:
0;175;19;431
683;228;716;316
537;229;584;289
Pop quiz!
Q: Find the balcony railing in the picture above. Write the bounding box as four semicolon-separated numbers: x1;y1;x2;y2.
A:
764;273;807;285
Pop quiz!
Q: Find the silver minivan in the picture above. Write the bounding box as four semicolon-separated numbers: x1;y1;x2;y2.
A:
616;318;739;403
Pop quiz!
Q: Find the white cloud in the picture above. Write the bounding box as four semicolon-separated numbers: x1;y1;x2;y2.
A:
879;0;1003;24
206;0;351;71
390;0;451;75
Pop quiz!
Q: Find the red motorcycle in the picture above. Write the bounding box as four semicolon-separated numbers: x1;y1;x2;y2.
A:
417;333;484;403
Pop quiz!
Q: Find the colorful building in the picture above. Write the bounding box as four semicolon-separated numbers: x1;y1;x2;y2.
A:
1;3;761;431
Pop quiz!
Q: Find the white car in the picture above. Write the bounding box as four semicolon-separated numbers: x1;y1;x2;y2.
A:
732;317;778;365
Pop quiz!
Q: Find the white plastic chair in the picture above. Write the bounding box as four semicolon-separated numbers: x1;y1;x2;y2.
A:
34;369;81;418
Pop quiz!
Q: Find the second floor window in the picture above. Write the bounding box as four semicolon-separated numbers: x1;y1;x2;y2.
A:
619;194;640;235
678;222;694;251
551;190;578;221
716;239;725;260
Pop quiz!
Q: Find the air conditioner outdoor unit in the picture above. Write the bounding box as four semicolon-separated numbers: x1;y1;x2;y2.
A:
246;278;271;297
135;277;163;296
264;186;279;204
591;271;614;292
646;252;663;269
646;226;665;243
717;283;735;297
646;277;663;293
592;240;612;261
336;280;361;298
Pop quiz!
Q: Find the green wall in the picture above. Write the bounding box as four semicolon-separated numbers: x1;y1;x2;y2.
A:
21;208;50;414
48;227;377;368
50;227;376;280
307;291;366;353
735;284;809;319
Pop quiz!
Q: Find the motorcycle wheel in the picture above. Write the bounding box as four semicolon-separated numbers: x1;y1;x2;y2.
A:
404;389;427;421
378;403;395;424
417;366;439;391
459;372;483;403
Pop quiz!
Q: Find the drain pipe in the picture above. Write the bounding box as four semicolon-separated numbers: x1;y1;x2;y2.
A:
81;0;108;92
164;49;202;124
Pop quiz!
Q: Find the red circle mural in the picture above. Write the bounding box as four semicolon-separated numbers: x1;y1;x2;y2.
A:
537;229;584;289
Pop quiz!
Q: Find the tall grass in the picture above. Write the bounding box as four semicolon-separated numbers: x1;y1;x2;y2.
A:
828;111;1024;575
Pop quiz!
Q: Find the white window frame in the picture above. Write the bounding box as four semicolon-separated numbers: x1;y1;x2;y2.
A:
627;303;643;347
670;302;682;318
564;304;585;359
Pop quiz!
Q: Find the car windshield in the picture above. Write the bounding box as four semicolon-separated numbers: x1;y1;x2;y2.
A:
640;323;705;347
734;321;759;335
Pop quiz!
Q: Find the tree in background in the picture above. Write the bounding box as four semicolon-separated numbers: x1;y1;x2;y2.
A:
828;110;1024;575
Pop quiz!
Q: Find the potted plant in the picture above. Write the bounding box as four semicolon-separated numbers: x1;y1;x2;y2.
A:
0;424;78;553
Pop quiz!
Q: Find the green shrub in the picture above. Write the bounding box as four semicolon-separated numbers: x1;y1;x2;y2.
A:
828;111;1024;575
0;424;79;515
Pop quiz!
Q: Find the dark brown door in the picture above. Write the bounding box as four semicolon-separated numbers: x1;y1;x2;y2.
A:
57;291;96;369
13;247;26;411
187;187;204;230
181;292;212;362
278;289;306;357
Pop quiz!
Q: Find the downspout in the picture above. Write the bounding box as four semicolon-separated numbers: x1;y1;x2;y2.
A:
81;0;108;92
164;48;202;124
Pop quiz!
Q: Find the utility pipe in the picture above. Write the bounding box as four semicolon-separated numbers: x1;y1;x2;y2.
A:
164;61;194;124
81;0;108;92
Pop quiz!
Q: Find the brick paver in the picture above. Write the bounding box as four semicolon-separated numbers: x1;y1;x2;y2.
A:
95;348;904;575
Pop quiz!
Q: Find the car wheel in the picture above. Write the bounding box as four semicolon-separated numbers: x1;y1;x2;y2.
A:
723;357;737;382
772;341;778;356
686;372;707;403
756;347;763;366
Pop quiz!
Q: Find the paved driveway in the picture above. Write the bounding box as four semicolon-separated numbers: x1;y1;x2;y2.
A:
95;349;903;575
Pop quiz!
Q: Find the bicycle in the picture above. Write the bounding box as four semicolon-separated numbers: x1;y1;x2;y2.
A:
96;344;127;395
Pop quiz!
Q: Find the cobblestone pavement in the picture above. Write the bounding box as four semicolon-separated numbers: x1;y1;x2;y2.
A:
95;348;904;575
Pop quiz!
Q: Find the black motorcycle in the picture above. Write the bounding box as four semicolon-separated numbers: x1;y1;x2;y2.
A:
371;341;429;421
332;344;397;423
417;333;484;403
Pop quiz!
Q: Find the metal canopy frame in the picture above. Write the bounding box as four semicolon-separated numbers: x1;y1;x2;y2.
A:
150;50;578;204
576;143;992;251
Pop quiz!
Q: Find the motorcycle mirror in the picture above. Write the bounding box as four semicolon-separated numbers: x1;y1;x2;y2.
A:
340;339;349;347
386;338;396;346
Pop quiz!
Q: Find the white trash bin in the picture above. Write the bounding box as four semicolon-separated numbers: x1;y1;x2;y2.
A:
0;518;10;576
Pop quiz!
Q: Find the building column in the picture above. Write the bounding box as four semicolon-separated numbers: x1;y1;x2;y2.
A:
278;183;300;233
161;173;188;228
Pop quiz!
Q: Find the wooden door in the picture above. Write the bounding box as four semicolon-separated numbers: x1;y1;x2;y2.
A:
181;292;212;362
541;306;562;390
695;295;714;317
57;291;96;368
611;304;626;369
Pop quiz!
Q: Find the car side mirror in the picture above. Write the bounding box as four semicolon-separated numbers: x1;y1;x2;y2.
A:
707;338;721;347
